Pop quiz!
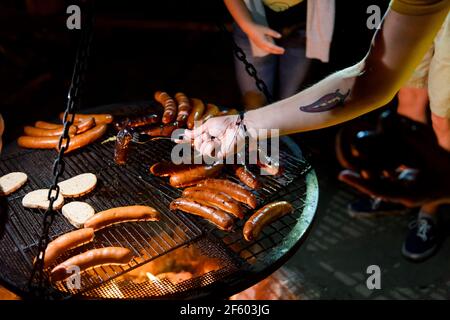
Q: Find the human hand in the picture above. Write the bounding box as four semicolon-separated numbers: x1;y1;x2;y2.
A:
181;115;248;160
244;23;285;55
337;111;450;207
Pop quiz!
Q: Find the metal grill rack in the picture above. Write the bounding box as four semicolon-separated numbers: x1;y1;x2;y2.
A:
0;127;317;299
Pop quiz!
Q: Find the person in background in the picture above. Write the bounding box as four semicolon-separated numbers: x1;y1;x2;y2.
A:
347;14;449;261
224;0;335;109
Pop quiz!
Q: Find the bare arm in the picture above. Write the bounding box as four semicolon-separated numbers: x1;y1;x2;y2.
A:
244;5;449;136
223;0;255;33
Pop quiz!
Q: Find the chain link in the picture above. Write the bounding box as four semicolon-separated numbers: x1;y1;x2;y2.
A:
27;1;94;298
217;23;274;104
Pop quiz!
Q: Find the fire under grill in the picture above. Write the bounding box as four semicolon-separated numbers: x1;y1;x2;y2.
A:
0;124;317;299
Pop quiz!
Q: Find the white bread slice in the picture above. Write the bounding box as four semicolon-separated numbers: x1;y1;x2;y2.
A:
22;189;64;210
58;173;97;198
62;201;95;228
0;172;28;196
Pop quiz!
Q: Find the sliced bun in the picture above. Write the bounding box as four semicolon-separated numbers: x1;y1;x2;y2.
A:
58;173;97;198
22;189;64;210
62;201;95;228
0;172;28;196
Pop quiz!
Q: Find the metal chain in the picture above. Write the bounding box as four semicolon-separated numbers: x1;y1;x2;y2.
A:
217;23;274;104
28;1;94;298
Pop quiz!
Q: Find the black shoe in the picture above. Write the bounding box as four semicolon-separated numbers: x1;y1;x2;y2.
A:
402;216;440;262
348;198;408;218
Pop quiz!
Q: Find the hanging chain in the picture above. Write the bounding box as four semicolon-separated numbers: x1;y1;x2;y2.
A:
28;1;94;298
217;23;274;104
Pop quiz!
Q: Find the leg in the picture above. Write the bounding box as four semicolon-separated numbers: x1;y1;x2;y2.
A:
397;43;433;123
402;15;449;262
428;14;450;151
278;28;312;99
232;24;277;110
397;87;428;124
431;113;450;151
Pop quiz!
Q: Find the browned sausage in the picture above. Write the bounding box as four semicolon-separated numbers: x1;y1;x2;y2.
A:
114;127;134;165
175;92;192;125
76;117;96;134
217;109;239;117
187;98;205;130
233;165;261;189
170;198;234;231
18;135;60;149
24;125;77;137
51;247;133;281
169;163;224;188
257;154;283;176
243;201;293;241
182;186;244;219
58;124;108;154
35;121;63;129
150;162;199;177
44;228;95;268
196;179;257;209
84;205;160;231
59;113;113;124
201;104;220;122
140;122;179;138
155;91;177;124
114;114;160;131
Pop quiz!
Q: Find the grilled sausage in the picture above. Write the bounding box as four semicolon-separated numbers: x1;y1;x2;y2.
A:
196;179;257;209
24;125;77;138
51;247;133;281
217;109;239;117
201;104;220;122
155;91;177;124
182;187;244;219
35;118;95;134
187;98;205;130
140;122;179;138
243;201;293;241
58;124;108;154
18;135;60;149
233;165;261;189
150;162;199;177
257;154;282;176
114;127;134;165
76;117;96;134
169;163;224;188
84;205;160;231
170;198;234;231
59;113;113;124
44;228;95;268
35;121;63;129
114;114;160;131
175;92;192;125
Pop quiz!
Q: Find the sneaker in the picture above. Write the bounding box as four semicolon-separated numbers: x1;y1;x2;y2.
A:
402;217;440;262
348;197;408;218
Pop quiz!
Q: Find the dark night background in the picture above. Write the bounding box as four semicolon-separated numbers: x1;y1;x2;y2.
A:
0;0;391;165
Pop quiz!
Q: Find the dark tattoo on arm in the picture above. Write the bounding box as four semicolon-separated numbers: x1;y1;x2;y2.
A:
299;89;351;113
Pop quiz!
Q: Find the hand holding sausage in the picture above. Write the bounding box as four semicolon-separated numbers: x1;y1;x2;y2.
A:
181;114;248;159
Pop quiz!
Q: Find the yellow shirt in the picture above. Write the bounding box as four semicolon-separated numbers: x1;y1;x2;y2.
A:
262;0;304;12
391;0;450;14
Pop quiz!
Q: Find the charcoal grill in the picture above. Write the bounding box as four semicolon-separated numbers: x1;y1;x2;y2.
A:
0;102;318;299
